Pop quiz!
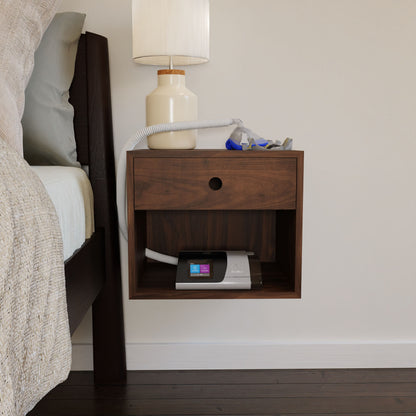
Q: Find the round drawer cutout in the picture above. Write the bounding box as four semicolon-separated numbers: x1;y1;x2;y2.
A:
209;177;222;191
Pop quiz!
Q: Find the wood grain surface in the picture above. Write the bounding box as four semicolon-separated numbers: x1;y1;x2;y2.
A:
127;150;303;299
29;369;416;415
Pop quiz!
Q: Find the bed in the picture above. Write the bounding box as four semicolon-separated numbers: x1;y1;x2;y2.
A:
0;23;126;416
28;29;127;384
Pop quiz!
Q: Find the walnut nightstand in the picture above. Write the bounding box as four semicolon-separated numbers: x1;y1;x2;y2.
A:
126;149;303;299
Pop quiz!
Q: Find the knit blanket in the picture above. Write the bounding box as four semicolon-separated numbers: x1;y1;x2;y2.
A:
0;139;71;416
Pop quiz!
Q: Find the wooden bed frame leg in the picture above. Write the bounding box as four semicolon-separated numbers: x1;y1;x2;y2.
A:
92;270;127;384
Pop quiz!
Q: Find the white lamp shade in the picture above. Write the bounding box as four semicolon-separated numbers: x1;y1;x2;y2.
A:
132;0;210;66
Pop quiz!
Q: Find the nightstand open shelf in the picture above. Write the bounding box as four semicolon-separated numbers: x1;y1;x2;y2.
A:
127;150;303;299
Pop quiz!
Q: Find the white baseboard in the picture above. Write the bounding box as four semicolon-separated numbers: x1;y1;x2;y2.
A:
71;342;416;371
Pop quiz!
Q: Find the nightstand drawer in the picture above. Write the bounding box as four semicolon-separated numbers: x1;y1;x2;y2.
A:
133;156;297;210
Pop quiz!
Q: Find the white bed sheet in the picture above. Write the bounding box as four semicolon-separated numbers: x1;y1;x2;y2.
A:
31;166;94;260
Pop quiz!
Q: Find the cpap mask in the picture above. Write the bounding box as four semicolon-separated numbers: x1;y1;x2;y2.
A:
226;126;293;151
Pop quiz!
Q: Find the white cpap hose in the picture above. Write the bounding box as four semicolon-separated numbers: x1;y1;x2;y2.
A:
116;118;243;242
144;248;179;265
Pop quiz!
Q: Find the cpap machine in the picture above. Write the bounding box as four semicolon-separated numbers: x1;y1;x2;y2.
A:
175;250;262;290
143;248;262;291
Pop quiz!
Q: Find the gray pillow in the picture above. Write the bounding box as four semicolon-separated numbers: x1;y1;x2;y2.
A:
22;12;86;167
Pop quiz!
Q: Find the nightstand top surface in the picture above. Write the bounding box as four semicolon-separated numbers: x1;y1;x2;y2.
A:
128;149;303;158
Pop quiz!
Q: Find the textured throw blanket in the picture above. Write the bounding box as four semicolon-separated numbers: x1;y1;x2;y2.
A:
0;139;71;416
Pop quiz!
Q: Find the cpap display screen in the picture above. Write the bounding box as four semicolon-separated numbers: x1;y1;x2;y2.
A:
189;261;212;278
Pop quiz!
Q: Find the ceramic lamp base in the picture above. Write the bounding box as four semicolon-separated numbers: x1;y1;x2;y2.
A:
146;69;197;149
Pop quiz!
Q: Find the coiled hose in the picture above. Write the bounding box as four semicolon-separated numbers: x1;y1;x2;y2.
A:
116;118;243;241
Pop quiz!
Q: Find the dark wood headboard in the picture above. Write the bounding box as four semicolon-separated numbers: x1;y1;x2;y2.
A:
70;32;116;226
69;31;120;272
68;32;126;383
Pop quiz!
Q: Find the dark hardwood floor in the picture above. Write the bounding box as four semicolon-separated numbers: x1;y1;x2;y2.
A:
29;369;416;415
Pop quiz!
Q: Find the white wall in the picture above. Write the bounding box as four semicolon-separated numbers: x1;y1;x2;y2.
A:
61;0;416;370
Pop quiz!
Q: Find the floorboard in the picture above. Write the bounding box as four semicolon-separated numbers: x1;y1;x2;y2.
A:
29;369;416;416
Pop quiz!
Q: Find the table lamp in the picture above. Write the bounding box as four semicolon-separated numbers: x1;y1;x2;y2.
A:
132;0;210;149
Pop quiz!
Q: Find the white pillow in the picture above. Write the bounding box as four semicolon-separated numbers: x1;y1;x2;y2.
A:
0;0;59;156
23;12;86;167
